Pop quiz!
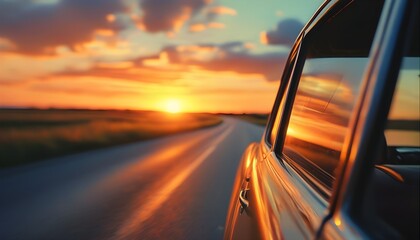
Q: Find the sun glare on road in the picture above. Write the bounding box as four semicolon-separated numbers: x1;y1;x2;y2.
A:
164;99;181;113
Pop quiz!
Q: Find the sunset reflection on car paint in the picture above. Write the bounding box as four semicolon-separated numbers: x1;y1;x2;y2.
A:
224;0;419;239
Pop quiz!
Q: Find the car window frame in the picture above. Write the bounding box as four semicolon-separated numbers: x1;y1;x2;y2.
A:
322;0;419;238
264;37;302;148
274;40;335;199
264;0;335;150
271;0;388;199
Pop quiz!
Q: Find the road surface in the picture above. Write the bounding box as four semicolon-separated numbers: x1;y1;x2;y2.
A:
0;117;264;240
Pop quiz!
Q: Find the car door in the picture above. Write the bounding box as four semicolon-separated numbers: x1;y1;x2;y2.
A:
225;0;389;239
224;32;304;240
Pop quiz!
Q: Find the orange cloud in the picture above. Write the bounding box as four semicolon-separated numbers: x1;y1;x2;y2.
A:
166;43;287;81
173;7;193;32
189;22;225;33
244;43;255;49
142;52;171;67
47;42;288;83
209;6;237;15
208;22;225;29
48;61;184;84
106;14;116;23
0;71;278;113
95;29;116;37
260;32;269;45
0;42;284;113
176;45;216;53
189;23;207;32
95;62;134;69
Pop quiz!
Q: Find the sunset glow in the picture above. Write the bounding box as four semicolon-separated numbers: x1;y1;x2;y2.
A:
164;99;182;114
0;0;324;113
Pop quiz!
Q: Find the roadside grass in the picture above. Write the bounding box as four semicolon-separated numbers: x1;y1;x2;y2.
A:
228;114;269;126
0;109;222;168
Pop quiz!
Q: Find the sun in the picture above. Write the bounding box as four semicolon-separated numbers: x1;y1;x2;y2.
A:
164;99;181;113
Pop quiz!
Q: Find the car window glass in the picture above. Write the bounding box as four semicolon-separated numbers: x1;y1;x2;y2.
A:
284;58;367;176
282;0;384;190
386;57;420;147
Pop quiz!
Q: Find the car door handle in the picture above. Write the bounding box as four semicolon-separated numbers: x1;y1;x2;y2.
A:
239;189;249;209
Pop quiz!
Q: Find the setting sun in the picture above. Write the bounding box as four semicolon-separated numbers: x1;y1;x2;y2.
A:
164;99;181;113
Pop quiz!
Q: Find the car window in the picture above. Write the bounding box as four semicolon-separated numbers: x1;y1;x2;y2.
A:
386;57;420;147
384;16;419;164
281;0;385;190
267;43;300;146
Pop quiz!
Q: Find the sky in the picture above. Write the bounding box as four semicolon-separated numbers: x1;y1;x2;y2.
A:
0;0;323;113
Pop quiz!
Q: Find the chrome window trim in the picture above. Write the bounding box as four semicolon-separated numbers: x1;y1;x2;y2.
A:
264;36;302;148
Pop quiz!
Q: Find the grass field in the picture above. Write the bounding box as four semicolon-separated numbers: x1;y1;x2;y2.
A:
0;109;222;168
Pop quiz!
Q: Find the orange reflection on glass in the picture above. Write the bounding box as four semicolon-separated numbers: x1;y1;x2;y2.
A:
286;73;353;151
284;58;367;176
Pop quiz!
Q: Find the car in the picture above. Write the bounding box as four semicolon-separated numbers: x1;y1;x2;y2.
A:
224;0;419;239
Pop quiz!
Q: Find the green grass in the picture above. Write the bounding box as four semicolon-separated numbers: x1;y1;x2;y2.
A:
0;109;222;168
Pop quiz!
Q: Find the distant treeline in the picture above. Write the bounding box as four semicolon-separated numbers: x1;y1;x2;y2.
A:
223;113;269;126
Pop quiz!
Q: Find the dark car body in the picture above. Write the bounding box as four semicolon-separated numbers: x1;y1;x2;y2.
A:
224;0;419;239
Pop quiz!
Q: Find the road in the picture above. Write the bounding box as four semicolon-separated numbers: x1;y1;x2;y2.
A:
0;117;264;240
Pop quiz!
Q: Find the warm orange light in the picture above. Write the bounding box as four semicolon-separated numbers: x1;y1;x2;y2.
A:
189;23;207;32
260;32;268;44
208;22;225;29
106;14;116;23
335;218;342;226
164;99;181;113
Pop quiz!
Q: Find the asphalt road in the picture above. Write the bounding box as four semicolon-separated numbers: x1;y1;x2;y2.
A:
0;117;264;240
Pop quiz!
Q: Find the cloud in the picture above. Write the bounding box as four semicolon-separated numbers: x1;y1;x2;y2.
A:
31;83;141;97
0;0;236;54
144;42;287;81
0;0;127;54
189;23;207;32
207;22;225;29
188;22;225;32
139;0;210;33
261;19;303;46
37;41;287;84
50;63;184;84
200;5;236;27
0;37;15;51
189;52;287;81
138;2;235;34
208;6;237;16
